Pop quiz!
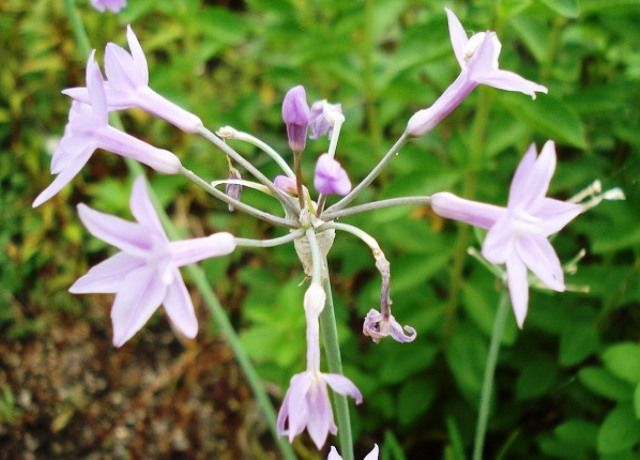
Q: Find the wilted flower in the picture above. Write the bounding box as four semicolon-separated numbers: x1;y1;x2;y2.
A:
33;54;181;208
225;167;242;212
407;8;547;136
431;141;582;327
328;444;379;460
314;154;351;196
363;309;416;343
63;26;203;133
90;0;126;13
309;100;344;139
282;85;310;151
69;177;236;346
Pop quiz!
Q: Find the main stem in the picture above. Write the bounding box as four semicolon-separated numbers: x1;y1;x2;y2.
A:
472;293;509;460
319;268;354;460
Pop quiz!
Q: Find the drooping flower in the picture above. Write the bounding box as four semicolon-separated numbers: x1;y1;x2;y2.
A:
69;177;236;346
328;444;379;460
63;26;203;133
314;154;351;196
90;0;126;13
431;141;582;327
282;85;310;152
363;309;416;343
406;8;547;136
33;54;181;208
309;100;344;139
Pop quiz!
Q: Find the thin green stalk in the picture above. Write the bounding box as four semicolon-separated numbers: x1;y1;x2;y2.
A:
61;3;296;458
472;293;510;460
319;271;354;460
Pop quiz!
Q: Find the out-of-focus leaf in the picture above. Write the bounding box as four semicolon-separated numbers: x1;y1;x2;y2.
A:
578;366;633;401
536;0;580;18
602;342;640;383
597;404;640;454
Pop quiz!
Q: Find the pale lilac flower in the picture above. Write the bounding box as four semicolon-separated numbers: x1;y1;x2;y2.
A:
328;444;379;460
282;85;310;151
274;175;306;196
69;177;236;346
277;370;363;449
90;0;126;13
431;141;582;327
309;100;344;139
314;154;351;196
33;54;181;208
406;8;547;136
363;309;416;343
63;26;203;133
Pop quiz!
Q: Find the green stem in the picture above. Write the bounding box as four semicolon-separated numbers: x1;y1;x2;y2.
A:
319;271;354;460
472;293;510;460
61;4;296;459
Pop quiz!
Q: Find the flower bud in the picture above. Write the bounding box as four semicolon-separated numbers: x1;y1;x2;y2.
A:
309;100;344;139
282;85;310;152
225;167;242;212
313;153;351;196
304;282;326;317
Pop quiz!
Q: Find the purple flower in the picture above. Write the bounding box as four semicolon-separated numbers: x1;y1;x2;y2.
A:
277;370;362;449
406;8;547;136
90;0;126;13
314;154;351;196
309;100;344;139
63;26;203;133
274;175;305;196
282;85;310;151
431;141;582;327
33;54;181;208
363;309;416;344
69;177;236;346
328;444;379;460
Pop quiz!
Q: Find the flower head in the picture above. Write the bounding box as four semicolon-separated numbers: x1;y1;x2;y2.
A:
63;26;203;132
90;0;126;13
69;177;236;346
314;154;351;196
277;370;362;449
309;100;344;139
33;54;181;208
406;8;547;136
363;309;416;344
431;142;582;327
282;85;310;151
328;444;379;460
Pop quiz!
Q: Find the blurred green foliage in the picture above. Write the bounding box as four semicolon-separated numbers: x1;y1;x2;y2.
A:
2;0;640;458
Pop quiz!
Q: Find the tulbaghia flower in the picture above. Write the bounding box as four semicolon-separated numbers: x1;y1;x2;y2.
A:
363;309;416;343
90;0;126;13
309;100;344;139
282;85;310;151
274;175;303;195
406;8;547;136
277;370;363;449
328;444;379;460
314;154;351;196
69;177;236;346
63;26;203;133
431;141;582;327
33;55;181;208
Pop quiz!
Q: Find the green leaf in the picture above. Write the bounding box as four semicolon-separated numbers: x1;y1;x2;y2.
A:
516;357;558;399
634;384;640;419
554;419;598;448
559;322;599;366
578;367;633;401
397;378;434;426
499;93;587;149
597;405;640;454
602;342;640;383
536;0;580;18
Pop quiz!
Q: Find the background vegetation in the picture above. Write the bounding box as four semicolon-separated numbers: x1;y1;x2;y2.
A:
1;0;639;458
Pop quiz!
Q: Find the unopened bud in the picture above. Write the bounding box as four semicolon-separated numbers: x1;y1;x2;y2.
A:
225;167;242;212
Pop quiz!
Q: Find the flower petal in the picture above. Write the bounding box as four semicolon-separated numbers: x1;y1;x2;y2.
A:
508;144;537;208
104;42;138;90
77;203;151;255
467;32;498;79
86;53;108;126
476;69;548;98
130;176;165;236
516;235;565;292
364;444;380;460
322;373;363;404
69;252;144;294
285;372;314;441
32;148;93;208
126;25;149;86
535;198;582;236
163;272;198;339
506;253;529;328
110;266;167;347
445;8;468;68
482;216;513;264
328;446;342;460
169;233;236;267
432;192;506;230
521;140;557;210
306;381;333;449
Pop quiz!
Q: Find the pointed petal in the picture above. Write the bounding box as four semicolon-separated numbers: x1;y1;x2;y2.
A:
364;444;380;460
69;252;144;294
306;382;333;449
62;87;90;104
328;447;343;460
286;372;313;440
535;197;582;236
476;69;548;98
516;235;565;291
130;176;165;235
481;216;513;264
86;53;108;126
169;233;236;267
445;8;468;67
508;144;538;208
322;373;363;404
163;272;198;339
32;149;92;207
467;32;497;79
104;42;138;90
506;254;529;328
51;137;96;175
111;266;167;347
126;25;149;86
77;203;151;255
523;140;557;209
276;390;291;435
431;192;506;229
